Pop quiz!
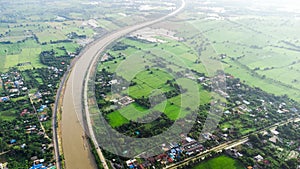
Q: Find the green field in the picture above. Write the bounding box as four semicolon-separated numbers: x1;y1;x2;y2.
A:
0;1;166;73
129;69;173;98
99;36;212;127
0;34;80;72
192;155;245;169
107;111;130;127
154;12;300;102
0;111;18;121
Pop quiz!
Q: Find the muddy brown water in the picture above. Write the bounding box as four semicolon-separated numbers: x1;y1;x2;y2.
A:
61;71;97;169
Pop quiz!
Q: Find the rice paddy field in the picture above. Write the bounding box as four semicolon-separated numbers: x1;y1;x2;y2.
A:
153;2;300;102
97;35;213;127
0;0;178;73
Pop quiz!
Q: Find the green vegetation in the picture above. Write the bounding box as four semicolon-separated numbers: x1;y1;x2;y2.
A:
0;0;180;167
88;137;104;169
192;155;244;169
107;111;130;127
2;0;300;168
151;1;300;102
93;22;300;168
129;69;173;98
96;36;211;128
0;0;176;73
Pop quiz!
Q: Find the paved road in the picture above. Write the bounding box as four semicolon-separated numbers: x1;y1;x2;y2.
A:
58;0;186;169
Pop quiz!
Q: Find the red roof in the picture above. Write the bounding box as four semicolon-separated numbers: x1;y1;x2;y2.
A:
139;164;145;169
263;160;270;165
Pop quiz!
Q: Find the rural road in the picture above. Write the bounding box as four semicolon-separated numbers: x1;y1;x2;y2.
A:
165;117;300;169
57;0;186;169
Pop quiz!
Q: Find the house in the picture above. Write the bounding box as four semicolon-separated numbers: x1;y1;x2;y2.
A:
224;110;231;115
202;133;212;140
238;104;251;112
21;143;26;149
254;154;264;162
186;137;195;143
270;129;279;135
9;88;19;93
39;114;49;122
20;109;30;116
38;105;47;112
118;96;135;106
235;101;241;105
243;100;250;105
249;114;256;117
155;154;168;162
0;96;9;102
29;164;45;169
109;79;118;85
183;140;204;154
269;136;278;144
0;162;8;169
137;164;145;169
34;92;42;99
101;53;114;62
10;139;17;144
226;148;243;158
26;125;37;132
126;159;137;167
221;133;228;140
198;77;205;82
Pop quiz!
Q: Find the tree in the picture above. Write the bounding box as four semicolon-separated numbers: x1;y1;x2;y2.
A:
0;138;8;152
285;158;298;169
249;134;260;144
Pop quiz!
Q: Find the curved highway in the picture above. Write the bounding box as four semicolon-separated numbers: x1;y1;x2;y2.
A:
58;0;186;169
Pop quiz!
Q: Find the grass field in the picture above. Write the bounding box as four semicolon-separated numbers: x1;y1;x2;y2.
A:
225;61;300;101
129;69;173;98
0;100;31;121
0;111;17;121
153;9;300;102
0;39;45;72
181;15;300;102
107;111;130;127
0;31;81;72
98;19;120;31
192;155;245;169
100;36;212;127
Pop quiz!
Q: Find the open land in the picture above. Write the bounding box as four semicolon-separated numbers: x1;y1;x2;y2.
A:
152;0;300;102
192;155;244;169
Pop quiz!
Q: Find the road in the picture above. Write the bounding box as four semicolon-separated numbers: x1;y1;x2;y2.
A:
165;117;300;169
56;0;186;169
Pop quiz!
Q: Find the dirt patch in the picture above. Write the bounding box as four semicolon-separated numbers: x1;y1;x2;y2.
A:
130;27;179;43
